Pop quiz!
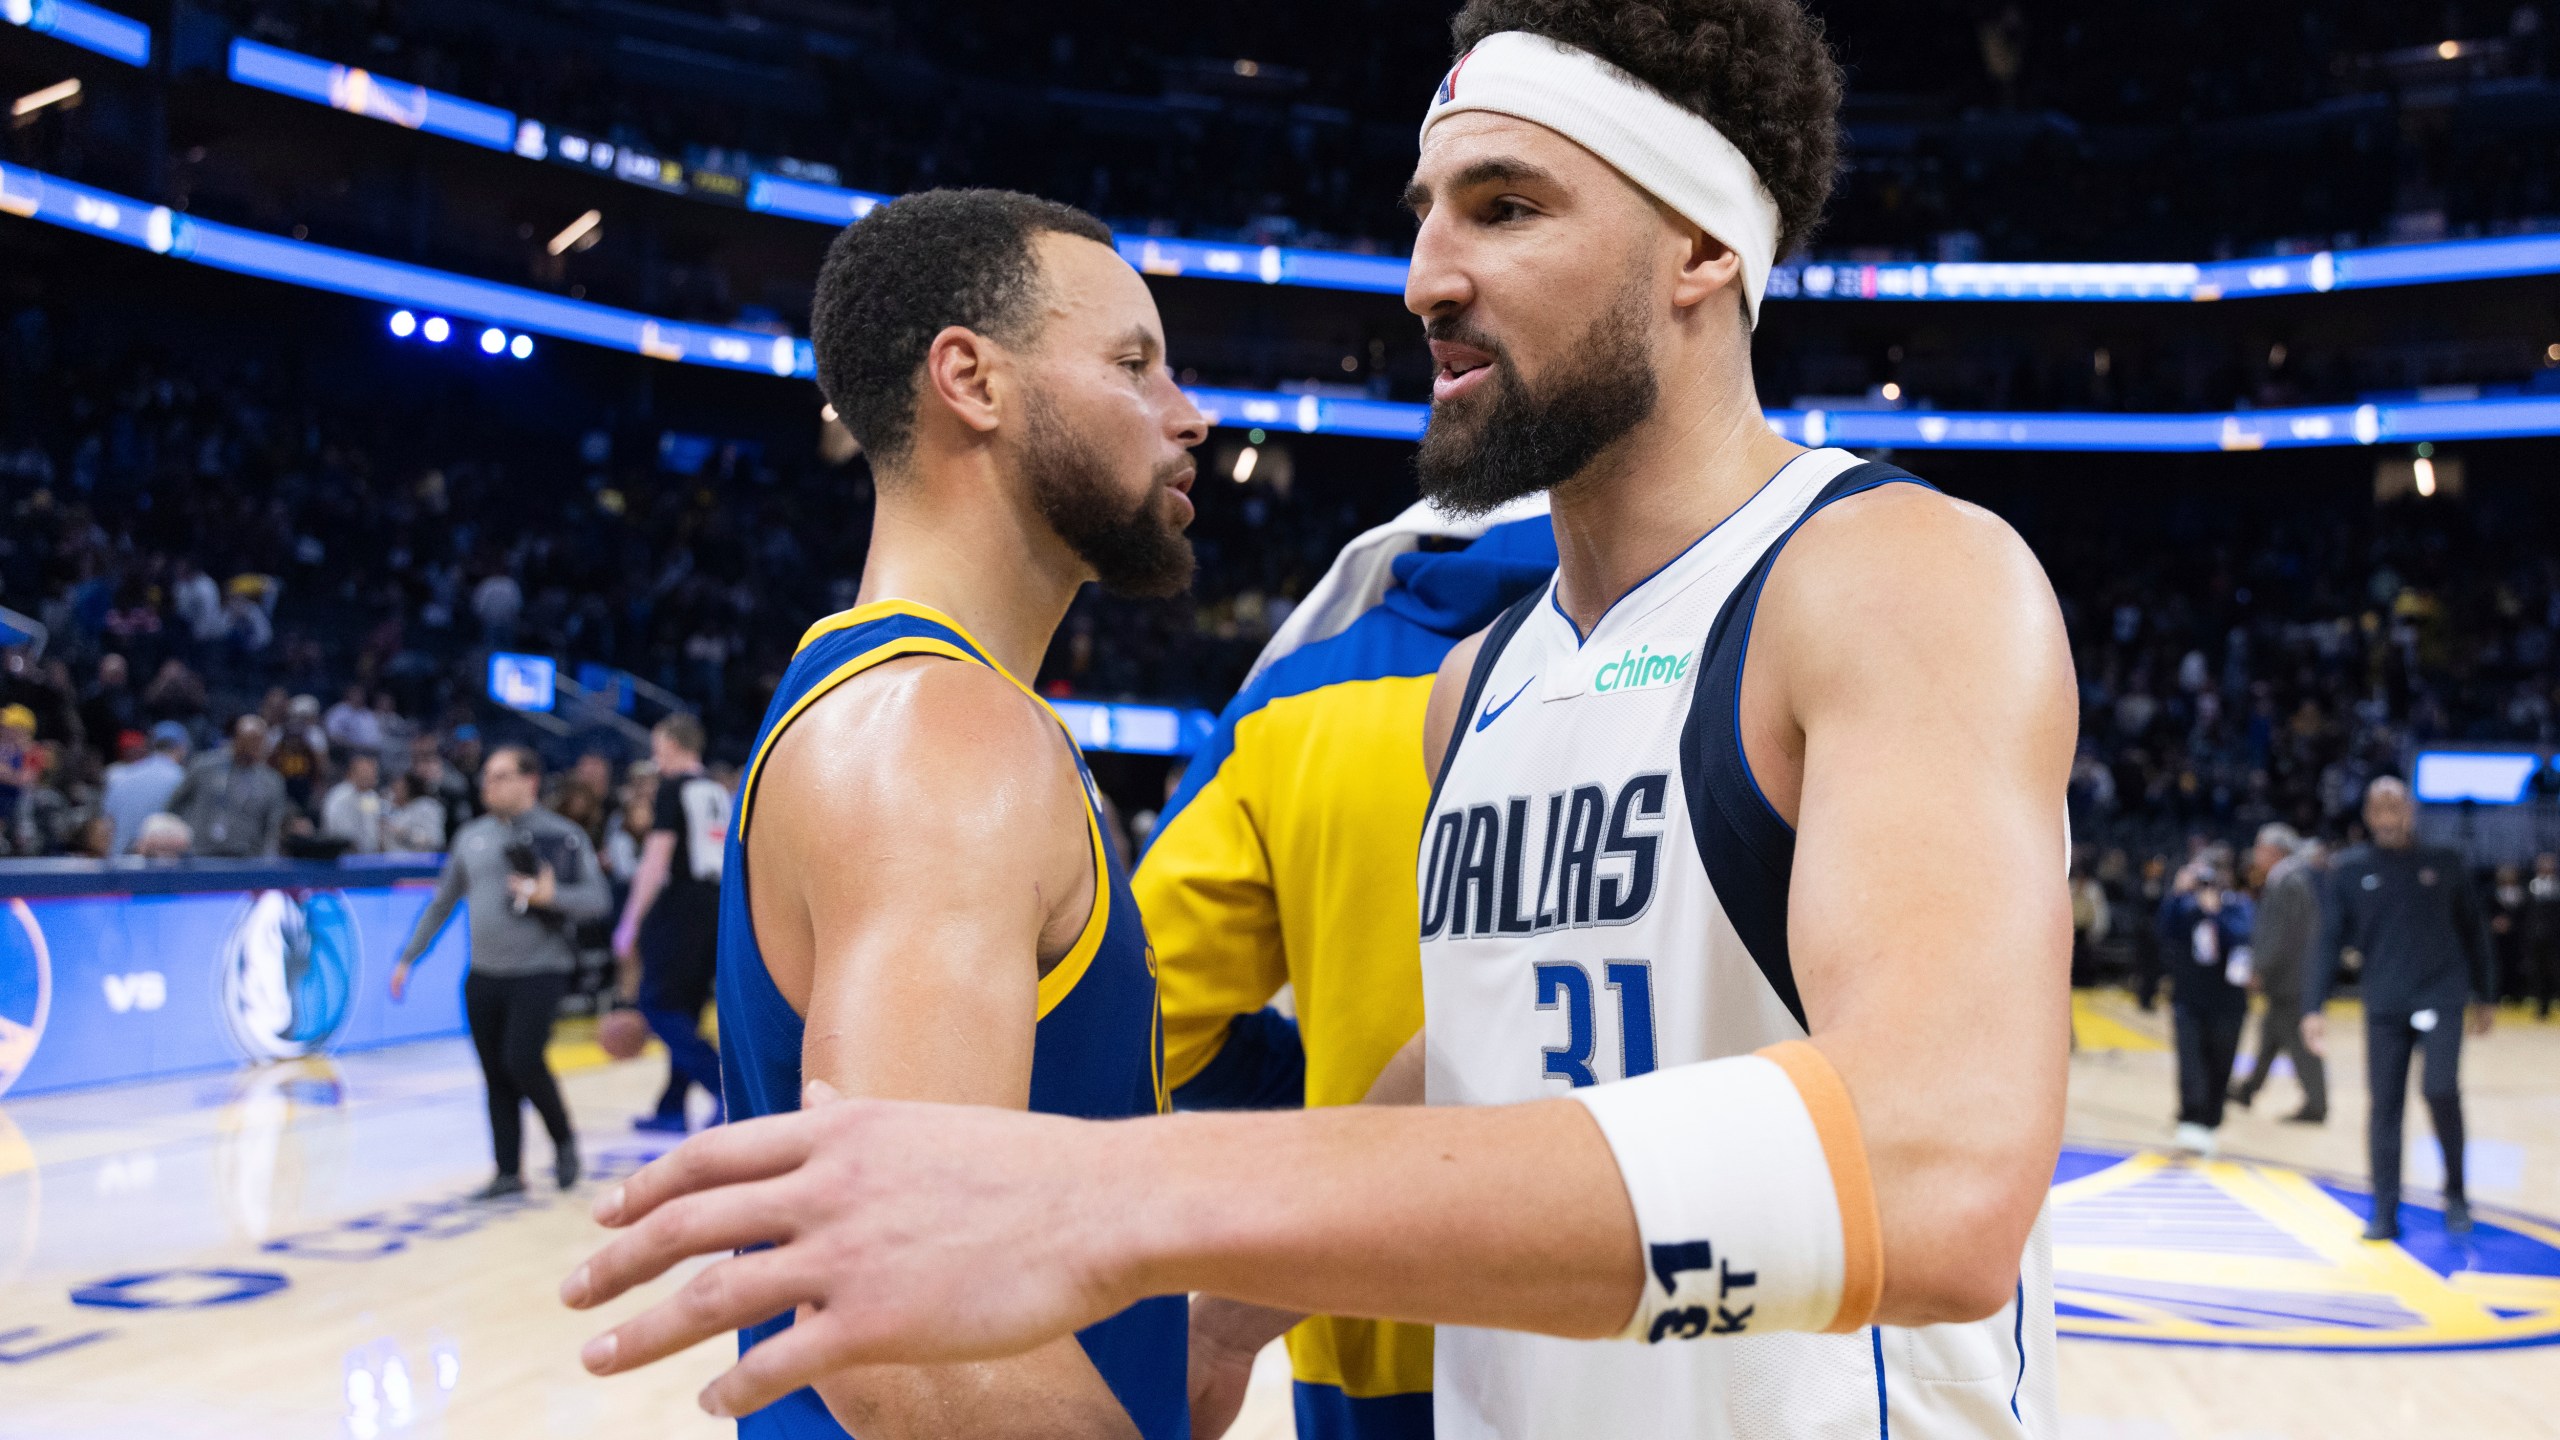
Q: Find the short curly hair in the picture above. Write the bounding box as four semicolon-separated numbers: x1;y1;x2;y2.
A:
811;189;1114;468
1449;0;1843;260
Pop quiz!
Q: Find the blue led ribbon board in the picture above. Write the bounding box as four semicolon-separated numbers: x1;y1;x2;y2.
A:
2;0;150;66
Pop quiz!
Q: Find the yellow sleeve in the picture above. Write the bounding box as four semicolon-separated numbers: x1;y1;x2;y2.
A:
1134;750;1289;1091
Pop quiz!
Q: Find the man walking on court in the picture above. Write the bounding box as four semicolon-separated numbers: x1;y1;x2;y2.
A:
612;713;728;1133
2231;824;2326;1124
392;745;610;1199
566;6;2074;1438
2307;776;2495;1241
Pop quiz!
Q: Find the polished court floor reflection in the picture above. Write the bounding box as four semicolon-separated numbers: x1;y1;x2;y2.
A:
2;1004;2556;1439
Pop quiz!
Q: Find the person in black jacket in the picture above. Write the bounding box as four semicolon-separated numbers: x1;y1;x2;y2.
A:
2307;776;2496;1241
2159;846;2255;1157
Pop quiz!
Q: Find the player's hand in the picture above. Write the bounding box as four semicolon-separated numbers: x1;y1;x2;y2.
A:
389;961;410;1003
562;1080;1141;1418
2468;1003;2495;1038
611;922;639;965
2299;1010;2326;1056
1186;1297;1299;1440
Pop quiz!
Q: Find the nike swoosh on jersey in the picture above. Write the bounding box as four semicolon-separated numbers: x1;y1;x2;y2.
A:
1474;675;1535;732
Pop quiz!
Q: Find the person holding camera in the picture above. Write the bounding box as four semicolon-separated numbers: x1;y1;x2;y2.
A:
2159;845;2255;1157
391;744;611;1199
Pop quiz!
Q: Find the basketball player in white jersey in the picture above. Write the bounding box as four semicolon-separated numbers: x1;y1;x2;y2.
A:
564;4;2076;1436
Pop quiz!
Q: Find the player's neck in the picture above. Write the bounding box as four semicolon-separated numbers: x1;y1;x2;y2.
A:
855;474;1086;684
1545;368;1803;635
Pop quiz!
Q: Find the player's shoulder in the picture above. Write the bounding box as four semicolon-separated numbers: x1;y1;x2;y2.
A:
765;655;1079;822
1768;475;2056;638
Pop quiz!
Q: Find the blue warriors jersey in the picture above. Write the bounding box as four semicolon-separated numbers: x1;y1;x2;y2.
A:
715;598;1186;1440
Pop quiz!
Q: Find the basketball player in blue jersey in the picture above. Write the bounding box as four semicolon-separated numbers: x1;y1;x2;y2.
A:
656;189;1205;1438
567;5;2078;1437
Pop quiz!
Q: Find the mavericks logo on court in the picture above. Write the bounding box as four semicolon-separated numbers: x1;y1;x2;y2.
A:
218;891;360;1061
2052;1144;2560;1352
0;898;51;1097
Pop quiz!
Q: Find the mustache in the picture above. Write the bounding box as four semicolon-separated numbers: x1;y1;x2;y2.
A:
1423;316;1510;364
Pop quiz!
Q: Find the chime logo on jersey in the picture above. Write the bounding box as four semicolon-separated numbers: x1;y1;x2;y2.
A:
1591;643;1693;695
1420;772;1668;939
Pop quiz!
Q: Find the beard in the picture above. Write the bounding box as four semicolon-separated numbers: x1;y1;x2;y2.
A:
1022;392;1196;599
1414;276;1660;518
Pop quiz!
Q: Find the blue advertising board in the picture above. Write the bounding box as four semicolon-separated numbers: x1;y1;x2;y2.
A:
0;864;468;1098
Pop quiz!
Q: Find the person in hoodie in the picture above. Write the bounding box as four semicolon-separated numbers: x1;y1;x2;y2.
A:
1135;496;1555;1440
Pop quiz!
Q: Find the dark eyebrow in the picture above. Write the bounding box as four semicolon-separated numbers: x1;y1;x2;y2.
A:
1402;156;1564;212
1109;326;1161;361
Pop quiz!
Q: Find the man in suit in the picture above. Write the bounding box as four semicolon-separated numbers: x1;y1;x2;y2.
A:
2231;823;2327;1123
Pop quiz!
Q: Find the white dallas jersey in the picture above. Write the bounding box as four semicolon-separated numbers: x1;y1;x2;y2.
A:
1417;449;2057;1440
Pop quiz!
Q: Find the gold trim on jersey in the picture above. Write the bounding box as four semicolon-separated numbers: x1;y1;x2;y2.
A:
743;598;1113;1022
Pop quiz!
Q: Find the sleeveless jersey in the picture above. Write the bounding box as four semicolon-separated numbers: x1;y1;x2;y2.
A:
715;599;1186;1440
1416;450;2058;1440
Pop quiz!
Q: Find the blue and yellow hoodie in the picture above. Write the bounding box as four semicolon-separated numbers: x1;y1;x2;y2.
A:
1133;499;1555;1440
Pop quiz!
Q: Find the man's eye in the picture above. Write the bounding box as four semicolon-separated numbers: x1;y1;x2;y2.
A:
1487;198;1532;223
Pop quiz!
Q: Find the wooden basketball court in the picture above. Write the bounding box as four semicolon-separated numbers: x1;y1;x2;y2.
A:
3;1001;2555;1439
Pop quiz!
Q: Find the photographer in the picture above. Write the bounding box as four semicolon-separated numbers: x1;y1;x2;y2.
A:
390;744;610;1200
2159;845;2255;1157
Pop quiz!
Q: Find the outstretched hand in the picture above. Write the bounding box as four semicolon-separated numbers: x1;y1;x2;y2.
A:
562;1079;1141;1419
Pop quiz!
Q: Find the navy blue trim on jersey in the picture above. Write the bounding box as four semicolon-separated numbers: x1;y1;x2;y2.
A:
1292;1381;1436;1440
1543;467;1785;647
1872;1325;1891;1439
1152;517;1555;847
1679;463;1932;1031
2010;1279;2027;1420
1424;588;1544;825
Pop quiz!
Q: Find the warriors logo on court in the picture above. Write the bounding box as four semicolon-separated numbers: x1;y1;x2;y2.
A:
0;899;49;1099
217;890;361;1062
2052;1144;2560;1352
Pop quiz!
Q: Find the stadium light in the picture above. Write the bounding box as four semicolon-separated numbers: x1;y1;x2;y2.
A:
388;309;417;338
545;208;602;256
11;78;82;118
478;326;506;354
2414;456;2438;497
820;403;837;422
1232;446;1260;483
509;333;533;360
421;316;450;343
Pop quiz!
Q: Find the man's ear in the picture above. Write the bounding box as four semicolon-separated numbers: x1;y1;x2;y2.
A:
1669;226;1744;317
920;325;1005;437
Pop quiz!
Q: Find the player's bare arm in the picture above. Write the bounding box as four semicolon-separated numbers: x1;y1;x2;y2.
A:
636;653;1139;1439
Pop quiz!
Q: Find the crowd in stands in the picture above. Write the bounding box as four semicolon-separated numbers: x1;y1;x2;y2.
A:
182;0;2560;266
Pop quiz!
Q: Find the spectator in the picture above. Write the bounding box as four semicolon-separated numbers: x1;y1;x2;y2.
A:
68;812;114;859
167;715;291;858
102;721;191;854
389;744;610;1200
601;761;657;884
321;751;388;853
2159;846;2254;1157
220;582;276;668
2308;776;2497;1241
383;768;449;852
140;659;208;730
2230;824;2327;1124
134;812;193;859
473;572;523;646
371;691;418;762
79;655;141;752
269;696;328;812
325;682;385;756
415;742;475;839
2529;852;2560;1021
2490;864;2530;1006
0;704;35;855
170;560;225;652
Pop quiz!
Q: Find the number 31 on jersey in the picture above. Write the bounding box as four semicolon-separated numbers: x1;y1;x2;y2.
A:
1535;959;1657;1086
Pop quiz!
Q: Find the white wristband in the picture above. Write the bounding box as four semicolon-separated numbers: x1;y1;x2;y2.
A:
1571;1041;1881;1342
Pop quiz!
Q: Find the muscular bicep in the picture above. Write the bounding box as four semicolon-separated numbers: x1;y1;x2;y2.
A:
1757;489;2076;1321
752;659;1093;1108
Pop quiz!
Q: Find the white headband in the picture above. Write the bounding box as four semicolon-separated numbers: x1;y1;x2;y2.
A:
1420;31;1782;327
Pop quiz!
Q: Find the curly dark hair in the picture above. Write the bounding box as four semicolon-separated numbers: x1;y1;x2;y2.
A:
1449;0;1843;260
811;189;1114;468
